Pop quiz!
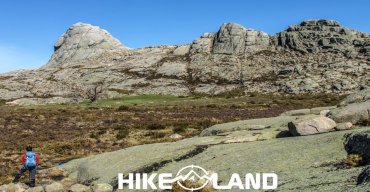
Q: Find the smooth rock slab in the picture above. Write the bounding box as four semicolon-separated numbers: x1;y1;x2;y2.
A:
173;45;190;56
60;136;222;184
280;108;311;116
288;116;336;136
200;115;296;136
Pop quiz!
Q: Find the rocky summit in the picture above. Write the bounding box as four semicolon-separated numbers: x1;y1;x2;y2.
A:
44;22;127;69
0;20;369;105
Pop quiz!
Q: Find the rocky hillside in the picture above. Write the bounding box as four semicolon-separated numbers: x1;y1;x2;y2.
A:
0;20;369;105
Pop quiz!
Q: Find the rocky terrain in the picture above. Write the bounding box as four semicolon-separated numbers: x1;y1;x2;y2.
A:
0;19;370;191
0;20;369;105
0;93;341;185
0;89;369;191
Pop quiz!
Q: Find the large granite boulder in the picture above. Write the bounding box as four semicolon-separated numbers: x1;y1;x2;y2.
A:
69;184;92;192
91;183;113;192
288;116;336;136
344;130;370;164
339;88;370;106
43;22;127;68
189;33;215;54
212;23;270;54
328;100;370;124
274;19;369;56
25;186;44;192
2;183;29;192
44;182;65;192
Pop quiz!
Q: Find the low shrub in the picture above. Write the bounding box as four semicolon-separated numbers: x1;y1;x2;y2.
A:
117;105;130;111
116;129;130;140
145;131;166;138
173;123;188;133
146;122;166;130
358;118;370;126
196;119;214;130
344;154;363;167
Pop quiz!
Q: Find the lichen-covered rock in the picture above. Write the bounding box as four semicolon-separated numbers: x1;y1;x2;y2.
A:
60;177;77;188
288;116;336;136
38;167;68;179
339;88;370;106
5;183;29;192
69;184;92;192
335;122;353;131
91;183;113;192
200;115;296;136
344;130;370;164
44;182;65;192
25;186;44;192
328;100;370;124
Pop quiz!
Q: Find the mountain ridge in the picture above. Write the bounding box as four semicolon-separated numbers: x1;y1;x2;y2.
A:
0;19;369;105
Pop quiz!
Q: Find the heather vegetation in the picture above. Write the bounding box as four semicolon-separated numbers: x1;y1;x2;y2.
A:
0;93;343;184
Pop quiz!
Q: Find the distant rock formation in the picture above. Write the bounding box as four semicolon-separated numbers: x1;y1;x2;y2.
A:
212;23;270;54
274;20;369;56
43;22;127;68
188;23;270;55
0;20;369;104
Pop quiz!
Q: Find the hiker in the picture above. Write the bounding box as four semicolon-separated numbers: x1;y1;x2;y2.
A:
12;146;40;187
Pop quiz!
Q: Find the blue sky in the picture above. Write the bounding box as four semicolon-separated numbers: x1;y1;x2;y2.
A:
0;0;369;73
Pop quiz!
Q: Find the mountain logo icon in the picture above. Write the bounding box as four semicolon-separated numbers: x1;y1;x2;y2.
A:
175;165;210;191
